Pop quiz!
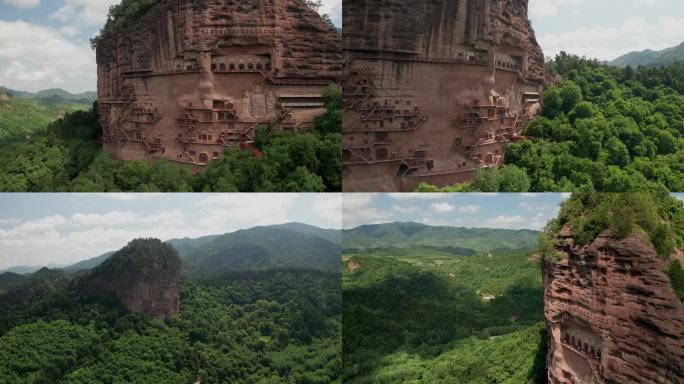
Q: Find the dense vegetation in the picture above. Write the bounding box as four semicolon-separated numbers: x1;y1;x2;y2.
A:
87;238;181;278
611;42;684;68
343;245;546;384
0;95;88;145
0;270;341;384
0;86;342;192
343;223;539;253
174;225;342;277
540;193;684;300
420;54;684;192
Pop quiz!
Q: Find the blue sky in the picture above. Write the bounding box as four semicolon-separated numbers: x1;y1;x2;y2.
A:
0;193;341;269
0;0;680;93
343;193;570;230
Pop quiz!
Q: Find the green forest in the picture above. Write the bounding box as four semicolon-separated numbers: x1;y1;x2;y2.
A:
0;95;89;145
0;86;342;192
342;246;547;384
0;270;341;384
419;54;684;192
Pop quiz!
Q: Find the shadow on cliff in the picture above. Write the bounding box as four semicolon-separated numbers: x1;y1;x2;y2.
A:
343;270;545;380
529;325;549;384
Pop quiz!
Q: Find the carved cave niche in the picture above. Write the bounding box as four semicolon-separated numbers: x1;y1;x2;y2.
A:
376;148;388;161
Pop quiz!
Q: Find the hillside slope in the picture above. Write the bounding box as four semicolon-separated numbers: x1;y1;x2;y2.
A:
343;223;538;252
611;42;684;67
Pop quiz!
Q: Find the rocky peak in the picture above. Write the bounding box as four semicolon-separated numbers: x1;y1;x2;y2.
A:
81;238;182;319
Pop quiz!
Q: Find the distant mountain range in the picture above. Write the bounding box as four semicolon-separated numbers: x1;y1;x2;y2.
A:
610;42;684;68
0;223;342;290
343;222;539;252
0;86;96;105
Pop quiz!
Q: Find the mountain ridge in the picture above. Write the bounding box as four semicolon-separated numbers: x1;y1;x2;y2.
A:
343;222;539;252
0;86;96;104
5;223;342;278
610;41;684;67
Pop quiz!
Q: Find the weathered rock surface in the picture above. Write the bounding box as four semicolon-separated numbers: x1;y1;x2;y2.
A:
342;0;544;191
82;239;182;319
543;226;684;384
97;0;341;168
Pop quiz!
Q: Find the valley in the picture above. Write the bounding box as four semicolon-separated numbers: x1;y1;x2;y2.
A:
342;226;547;384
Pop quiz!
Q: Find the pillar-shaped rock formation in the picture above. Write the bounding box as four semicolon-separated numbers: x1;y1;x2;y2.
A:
342;0;544;191
82;238;182;319
96;0;341;168
543;227;684;384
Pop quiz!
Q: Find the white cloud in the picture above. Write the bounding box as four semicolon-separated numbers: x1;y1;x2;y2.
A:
100;193;164;201
393;205;420;214
530;0;583;18
387;193;448;201
343;194;393;228
197;194;298;230
2;0;40;9
311;195;342;225
71;211;139;227
431;203;456;213
51;0;118;28
0;20;95;93
457;205;481;213
520;202;552;212
538;14;684;60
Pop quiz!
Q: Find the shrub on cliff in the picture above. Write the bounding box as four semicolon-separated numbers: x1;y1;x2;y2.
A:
666;261;684;301
555;193;682;258
91;0;161;49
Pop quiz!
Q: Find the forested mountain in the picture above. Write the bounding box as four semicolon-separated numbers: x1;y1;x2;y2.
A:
179;226;342;277
54;224;342;277
611;42;684;68
0;87;96;103
269;222;342;245
64;252;115;272
0;230;343;383
343;222;539;252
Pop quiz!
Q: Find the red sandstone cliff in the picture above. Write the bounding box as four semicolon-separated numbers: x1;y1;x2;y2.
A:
96;0;341;167
82;239;182;319
543;226;684;384
342;0;544;191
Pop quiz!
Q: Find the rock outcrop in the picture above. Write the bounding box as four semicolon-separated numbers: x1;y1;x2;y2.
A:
96;0;341;168
82;239;182;319
543;226;684;384
342;0;544;191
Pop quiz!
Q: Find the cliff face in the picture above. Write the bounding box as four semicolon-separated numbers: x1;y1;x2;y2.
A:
543;226;684;384
82;239;182;319
97;0;341;168
342;0;544;191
